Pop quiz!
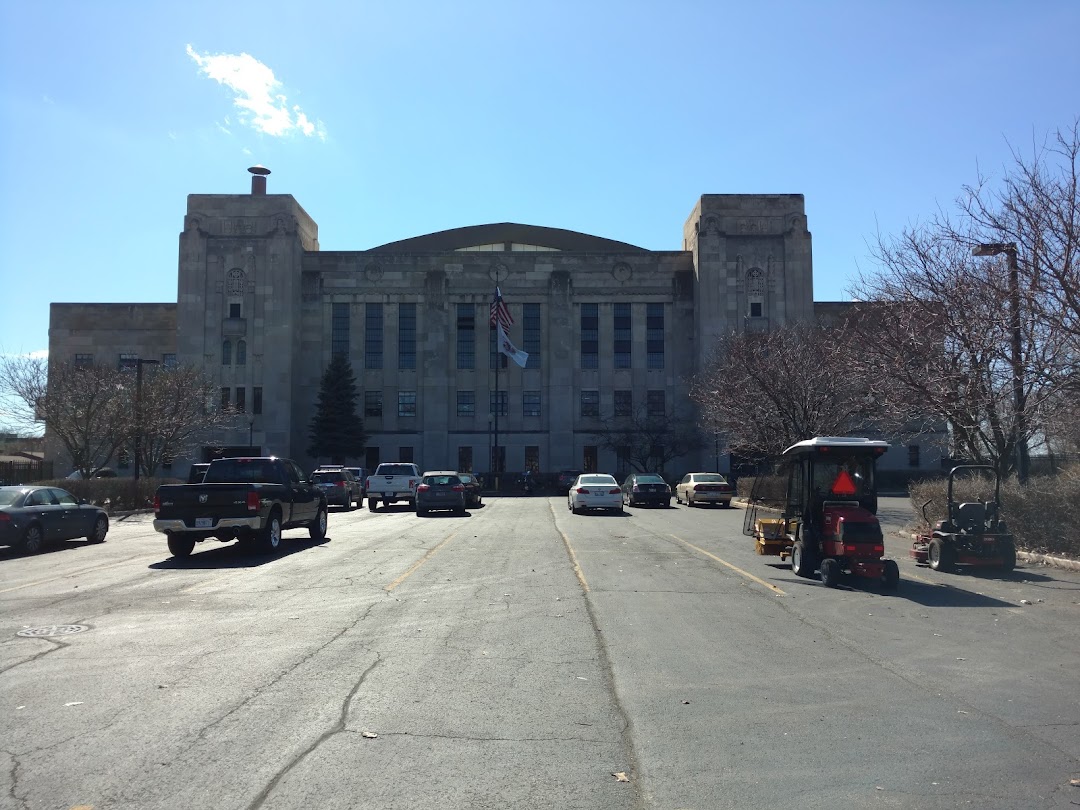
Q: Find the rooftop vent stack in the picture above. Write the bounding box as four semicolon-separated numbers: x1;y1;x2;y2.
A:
248;165;271;195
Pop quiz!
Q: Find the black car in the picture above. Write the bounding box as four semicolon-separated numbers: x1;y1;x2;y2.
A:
345;467;370;496
456;472;482;507
621;472;672;507
556;470;583;492
311;467;361;510
0;486;110;555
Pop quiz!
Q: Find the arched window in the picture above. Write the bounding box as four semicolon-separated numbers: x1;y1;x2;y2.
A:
236;339;247;366
222;339;232;365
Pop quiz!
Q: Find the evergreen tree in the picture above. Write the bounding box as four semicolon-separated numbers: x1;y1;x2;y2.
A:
307;354;367;464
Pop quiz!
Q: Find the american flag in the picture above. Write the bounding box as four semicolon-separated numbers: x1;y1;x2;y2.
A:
489;287;513;330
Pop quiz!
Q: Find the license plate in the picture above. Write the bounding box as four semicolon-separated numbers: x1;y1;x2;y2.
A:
195;517;213;528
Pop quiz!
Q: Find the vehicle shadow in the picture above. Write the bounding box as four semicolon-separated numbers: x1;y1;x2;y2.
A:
148;536;331;569
417;512;472;518
0;539;107;560
768;567;1019;607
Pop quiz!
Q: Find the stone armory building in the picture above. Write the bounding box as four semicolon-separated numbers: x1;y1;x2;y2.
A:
48;167;933;478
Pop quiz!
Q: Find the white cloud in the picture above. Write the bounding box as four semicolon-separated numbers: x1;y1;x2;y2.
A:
186;45;325;139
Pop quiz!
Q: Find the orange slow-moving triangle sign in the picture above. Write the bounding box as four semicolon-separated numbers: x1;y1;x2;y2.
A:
831;470;858;496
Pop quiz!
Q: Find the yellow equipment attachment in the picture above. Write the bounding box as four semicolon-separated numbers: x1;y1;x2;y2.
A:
754;518;793;556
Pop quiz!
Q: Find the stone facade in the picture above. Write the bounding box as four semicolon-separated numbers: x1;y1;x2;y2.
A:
48;169;935;477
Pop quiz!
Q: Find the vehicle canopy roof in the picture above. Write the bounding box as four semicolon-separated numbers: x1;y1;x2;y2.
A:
782;437;890;457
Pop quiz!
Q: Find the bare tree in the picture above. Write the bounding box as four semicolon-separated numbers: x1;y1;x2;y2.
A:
0;356;128;476
136;365;231;476
590;406;700;474
689;322;887;461
851;122;1080;477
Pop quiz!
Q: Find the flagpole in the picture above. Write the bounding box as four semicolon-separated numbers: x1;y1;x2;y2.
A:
493;282;500;492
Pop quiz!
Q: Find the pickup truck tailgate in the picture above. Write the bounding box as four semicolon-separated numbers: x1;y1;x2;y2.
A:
155;484;260;527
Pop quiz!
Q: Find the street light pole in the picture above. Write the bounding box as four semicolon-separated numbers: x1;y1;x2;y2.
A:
132;358;159;483
973;242;1028;483
248;415;254;450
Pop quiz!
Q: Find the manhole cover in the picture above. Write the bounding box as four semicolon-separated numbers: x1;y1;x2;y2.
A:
16;625;90;638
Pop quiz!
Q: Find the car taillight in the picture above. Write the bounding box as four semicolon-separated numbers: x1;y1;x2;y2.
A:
452;484;464;491
0;512;11;525
417;484;430;492
247;491;260;511
609;488;621;495
694;484;705;491
336;481;346;487
153;495;161;513
576;487;590;494
410;479;418;489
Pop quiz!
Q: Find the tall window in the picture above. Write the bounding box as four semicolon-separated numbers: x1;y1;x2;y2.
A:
614;390;633;418
457;390;475;417
236;340;247;366
456;304;475;369
162;353;177;369
525;446;540;473
580;390;599;418
583;446;598;473
119;353;139;371
253;387;263;415
523;391;541;417
647;303;665;369
400;446;414;463
489;326;508;369
398;391;416;417
399;303;416;369
221;340;232;366
365;303;383;369
908;444;921;468
489;391;508;417
458;446;473;472
332;303;350;359
235;387;246;412
613;303;631;368
365;390;383;417
647;390;665;421
229;302;242;318
220;387;231;410
523;303;541;369
580;304;599;369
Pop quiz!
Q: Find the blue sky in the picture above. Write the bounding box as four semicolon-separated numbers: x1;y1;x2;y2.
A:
1;0;1077;416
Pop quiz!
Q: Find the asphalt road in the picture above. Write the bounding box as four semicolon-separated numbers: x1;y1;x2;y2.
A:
1;496;1078;809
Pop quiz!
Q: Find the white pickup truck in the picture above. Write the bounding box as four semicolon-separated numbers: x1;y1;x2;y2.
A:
366;462;421;511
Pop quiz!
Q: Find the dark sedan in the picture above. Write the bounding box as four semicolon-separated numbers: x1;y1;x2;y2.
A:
621;473;672;507
0;486;109;555
456;472;483;507
415;471;466;516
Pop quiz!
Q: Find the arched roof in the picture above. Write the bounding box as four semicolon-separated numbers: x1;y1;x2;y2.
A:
367;223;650;253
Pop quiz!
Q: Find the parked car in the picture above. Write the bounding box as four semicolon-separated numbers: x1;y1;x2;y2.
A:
556;470;583;491
311;467;361;510
66;467;118;479
0;485;109;554
457;472;483;507
621;472;671;507
345;467;370;496
415;471;467;516
567;473;624;514
675;473;734;507
187;463;211;484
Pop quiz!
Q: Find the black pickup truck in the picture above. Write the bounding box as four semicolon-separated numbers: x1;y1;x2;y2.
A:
153;457;328;558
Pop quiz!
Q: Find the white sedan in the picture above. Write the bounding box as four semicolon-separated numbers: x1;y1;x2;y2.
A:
567;474;624;514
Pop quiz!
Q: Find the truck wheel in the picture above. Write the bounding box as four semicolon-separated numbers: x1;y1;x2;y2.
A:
167;534;195;559
1000;541;1017;572
261;512;282;554
368;498;378;511
309;505;327;540
791;541;816;578
820;558;840;587
928;538;954;572
86;515;109;544
882;559;900;590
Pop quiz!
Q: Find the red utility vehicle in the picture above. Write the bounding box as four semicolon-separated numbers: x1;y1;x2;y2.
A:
744;437;899;589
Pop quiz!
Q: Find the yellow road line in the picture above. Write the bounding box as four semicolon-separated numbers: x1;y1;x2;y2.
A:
550;502;589;592
384;531;460;592
669;534;786;596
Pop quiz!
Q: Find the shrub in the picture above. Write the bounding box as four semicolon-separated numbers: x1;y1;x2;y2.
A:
42;477;182;511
